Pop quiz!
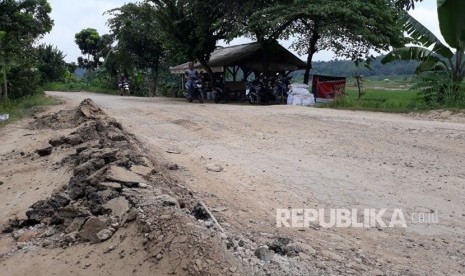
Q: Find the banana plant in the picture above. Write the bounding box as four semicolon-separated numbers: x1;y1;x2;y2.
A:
382;0;465;87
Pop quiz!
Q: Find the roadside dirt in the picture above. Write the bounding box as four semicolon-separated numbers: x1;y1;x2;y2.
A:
1;91;465;275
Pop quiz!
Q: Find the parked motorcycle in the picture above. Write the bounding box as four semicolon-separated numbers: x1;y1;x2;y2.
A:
246;78;261;104
185;79;204;103
211;74;228;104
246;75;275;105
273;75;292;104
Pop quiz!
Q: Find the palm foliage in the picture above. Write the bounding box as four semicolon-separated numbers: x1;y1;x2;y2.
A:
382;0;465;86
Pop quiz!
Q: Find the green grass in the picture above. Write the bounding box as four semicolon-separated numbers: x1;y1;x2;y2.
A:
0;92;60;126
359;76;414;90
323;76;465;112
43;82;118;95
320;88;428;113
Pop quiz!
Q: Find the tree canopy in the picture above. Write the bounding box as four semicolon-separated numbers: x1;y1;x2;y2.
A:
36;44;68;83
150;0;232;79
0;0;54;100
106;2;166;95
248;0;406;83
75;28;103;71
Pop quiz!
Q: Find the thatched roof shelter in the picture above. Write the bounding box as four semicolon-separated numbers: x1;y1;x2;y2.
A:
169;42;306;74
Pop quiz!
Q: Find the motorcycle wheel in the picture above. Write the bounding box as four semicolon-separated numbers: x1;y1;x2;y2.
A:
213;89;222;104
258;93;266;105
277;92;286;104
248;94;257;104
214;94;221;104
198;91;204;103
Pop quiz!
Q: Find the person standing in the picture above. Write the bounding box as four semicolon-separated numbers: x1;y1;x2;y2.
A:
184;62;198;100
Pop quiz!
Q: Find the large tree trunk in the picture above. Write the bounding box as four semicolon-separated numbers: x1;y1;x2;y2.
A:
152;60;160;97
253;32;271;75
147;69;154;97
198;57;216;87
262;44;270;75
147;57;161;97
261;41;271;75
2;65;7;100
303;52;314;85
303;28;320;85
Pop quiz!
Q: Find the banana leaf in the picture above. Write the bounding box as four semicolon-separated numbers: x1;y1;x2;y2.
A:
401;12;453;59
437;0;465;50
416;58;447;74
382;46;434;63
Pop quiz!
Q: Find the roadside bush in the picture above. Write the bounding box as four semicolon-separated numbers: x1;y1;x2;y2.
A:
0;92;58;124
157;82;181;97
7;66;42;100
412;72;465;108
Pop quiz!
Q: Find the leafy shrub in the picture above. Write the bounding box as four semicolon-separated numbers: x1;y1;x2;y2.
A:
412;72;465;108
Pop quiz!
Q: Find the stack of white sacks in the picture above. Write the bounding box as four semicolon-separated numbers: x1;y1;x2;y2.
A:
287;83;315;106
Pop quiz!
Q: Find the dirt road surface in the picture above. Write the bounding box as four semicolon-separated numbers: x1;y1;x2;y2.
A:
1;91;465;275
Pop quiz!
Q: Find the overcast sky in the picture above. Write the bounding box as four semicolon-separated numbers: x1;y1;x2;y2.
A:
41;0;440;63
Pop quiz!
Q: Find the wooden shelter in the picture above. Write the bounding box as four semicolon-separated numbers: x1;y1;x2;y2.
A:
170;42;306;100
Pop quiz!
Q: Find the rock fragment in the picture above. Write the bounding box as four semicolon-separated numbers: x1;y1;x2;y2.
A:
140;194;179;208
96;229;114;242
105;166;146;187
254;247;275;262
36;147;53;157
206;164;223;172
49;136;67;147
104;197;130;219
78;217;108;243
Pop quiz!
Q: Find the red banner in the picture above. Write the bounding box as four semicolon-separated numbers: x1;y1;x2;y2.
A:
312;75;346;99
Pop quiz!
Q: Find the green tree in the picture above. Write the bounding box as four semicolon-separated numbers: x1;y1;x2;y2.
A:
66;62;78;74
75;28;103;71
150;0;231;83
254;0;405;84
0;0;53;100
227;0;297;73
106;2;165;96
226;0;293;42
36;44;67;83
382;0;465;93
9;45;42;99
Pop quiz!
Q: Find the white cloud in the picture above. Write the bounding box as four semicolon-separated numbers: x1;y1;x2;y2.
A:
40;0;136;62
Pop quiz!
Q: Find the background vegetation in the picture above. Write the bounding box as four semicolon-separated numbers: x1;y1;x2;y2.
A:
0;93;58;125
1;0;464;120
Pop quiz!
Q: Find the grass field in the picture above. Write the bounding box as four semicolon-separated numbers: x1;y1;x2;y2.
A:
321;75;465;112
0;93;59;126
43;82;118;95
321;88;426;113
